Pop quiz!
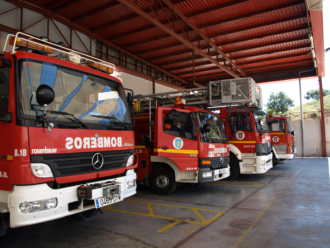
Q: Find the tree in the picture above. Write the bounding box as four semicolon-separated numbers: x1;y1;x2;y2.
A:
304;89;330;100
266;91;294;114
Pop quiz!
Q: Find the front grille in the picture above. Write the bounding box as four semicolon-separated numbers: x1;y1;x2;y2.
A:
31;149;134;177
256;143;272;155
199;156;229;169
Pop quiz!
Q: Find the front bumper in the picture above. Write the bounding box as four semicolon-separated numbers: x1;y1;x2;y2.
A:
277;153;294;160
198;166;230;183
256;153;273;174
8;169;136;228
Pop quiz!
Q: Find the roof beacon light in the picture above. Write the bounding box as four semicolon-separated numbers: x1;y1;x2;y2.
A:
68;53;81;64
86;60;114;74
9;37;53;54
175;96;182;104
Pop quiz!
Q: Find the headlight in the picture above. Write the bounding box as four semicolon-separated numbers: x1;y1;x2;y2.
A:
31;163;53;178
19;198;57;213
202;172;212;178
127;179;136;189
126;155;134;167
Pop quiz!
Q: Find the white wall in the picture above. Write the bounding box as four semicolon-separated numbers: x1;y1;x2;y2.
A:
121;72;178;95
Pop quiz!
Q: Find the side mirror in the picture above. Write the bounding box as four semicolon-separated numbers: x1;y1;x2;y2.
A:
291;131;295;136
203;123;211;133
126;92;133;112
259;119;265;126
36;84;55;106
0;112;12;123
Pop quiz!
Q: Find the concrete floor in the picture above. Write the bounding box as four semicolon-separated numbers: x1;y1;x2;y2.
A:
1;158;330;248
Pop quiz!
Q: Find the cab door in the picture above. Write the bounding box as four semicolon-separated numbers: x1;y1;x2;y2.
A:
154;107;198;171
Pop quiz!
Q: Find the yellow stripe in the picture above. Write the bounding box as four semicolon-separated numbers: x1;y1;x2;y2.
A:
229;141;256;144
154;148;198;154
134;116;149;119
135;145;146;148
271;133;286;134
157;221;182;233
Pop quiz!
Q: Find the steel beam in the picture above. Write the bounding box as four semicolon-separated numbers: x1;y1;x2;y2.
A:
116;0;240;78
137;25;309;55
4;0;188;86
91;0;187;33
170;52;311;73
107;0;248;40
319;76;327;157
184;64;314;83
158;45;311;67
124;13;306;48
162;0;245;76
71;2;119;23
147;36;310;61
52;0;82;13
180;59;313;79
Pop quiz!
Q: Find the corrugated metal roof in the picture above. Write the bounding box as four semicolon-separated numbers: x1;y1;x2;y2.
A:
21;0;316;84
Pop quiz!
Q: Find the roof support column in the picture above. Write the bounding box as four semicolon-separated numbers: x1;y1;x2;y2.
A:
319;76;327;157
298;77;305;157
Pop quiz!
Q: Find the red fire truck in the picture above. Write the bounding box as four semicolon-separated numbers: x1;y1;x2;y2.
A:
133;89;231;195
266;114;296;165
0;33;137;235
214;78;272;179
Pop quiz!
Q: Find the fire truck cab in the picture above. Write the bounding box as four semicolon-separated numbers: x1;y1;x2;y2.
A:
266;114;296;165
134;91;230;195
0;33;137;235
220;107;273;179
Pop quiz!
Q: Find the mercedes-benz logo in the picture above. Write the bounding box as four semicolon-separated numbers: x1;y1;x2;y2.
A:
219;154;224;164
92;153;104;170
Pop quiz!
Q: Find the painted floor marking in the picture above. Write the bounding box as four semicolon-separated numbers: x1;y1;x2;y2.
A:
103;199;225;233
232;165;306;248
208;181;269;189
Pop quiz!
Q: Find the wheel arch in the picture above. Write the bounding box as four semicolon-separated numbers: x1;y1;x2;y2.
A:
229;144;242;160
150;156;180;181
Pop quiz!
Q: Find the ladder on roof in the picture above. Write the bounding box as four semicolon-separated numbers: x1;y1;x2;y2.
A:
134;77;262;113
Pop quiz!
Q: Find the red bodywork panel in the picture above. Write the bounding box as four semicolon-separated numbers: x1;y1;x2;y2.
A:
134;105;229;181
0;52;136;191
266;116;294;154
220;107;271;153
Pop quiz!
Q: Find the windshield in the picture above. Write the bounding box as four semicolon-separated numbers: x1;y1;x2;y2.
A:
19;60;131;128
254;111;269;133
198;112;227;143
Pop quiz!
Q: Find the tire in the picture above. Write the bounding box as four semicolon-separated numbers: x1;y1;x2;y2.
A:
272;152;279;167
227;153;240;180
150;166;177;195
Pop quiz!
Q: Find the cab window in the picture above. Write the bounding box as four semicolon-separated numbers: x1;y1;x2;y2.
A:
0;67;9;117
229;113;252;131
268;119;285;133
163;111;193;139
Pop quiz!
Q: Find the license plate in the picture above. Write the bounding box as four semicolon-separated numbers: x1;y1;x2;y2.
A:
95;194;122;208
215;168;227;175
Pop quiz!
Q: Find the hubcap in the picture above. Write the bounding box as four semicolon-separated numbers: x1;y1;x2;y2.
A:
155;174;169;189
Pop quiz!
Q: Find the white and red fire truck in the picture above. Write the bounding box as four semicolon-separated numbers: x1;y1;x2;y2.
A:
133;89;231;195
215;78;273;179
0;33;137;235
266;113;296;165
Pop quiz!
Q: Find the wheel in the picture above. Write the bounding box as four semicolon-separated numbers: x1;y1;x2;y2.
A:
150;166;177;195
272;152;279;167
227;153;240;180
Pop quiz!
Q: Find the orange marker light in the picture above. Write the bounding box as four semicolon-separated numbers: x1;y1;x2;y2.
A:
202;160;211;165
9;37;53;54
175;96;181;104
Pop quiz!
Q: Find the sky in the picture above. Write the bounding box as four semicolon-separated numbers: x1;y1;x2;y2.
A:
260;1;330;108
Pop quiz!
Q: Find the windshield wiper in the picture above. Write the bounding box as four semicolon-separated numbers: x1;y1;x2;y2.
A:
50;110;88;129
90;115;128;130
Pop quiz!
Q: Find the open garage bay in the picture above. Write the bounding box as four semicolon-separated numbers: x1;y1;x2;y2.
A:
1;158;329;248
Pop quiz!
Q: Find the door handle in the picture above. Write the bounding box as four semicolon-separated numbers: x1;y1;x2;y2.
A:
159;146;169;150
